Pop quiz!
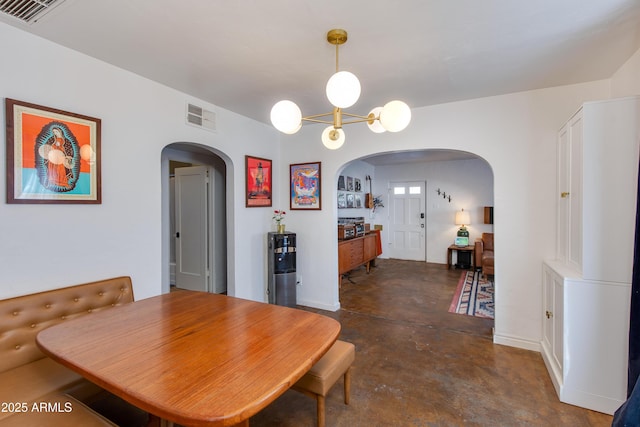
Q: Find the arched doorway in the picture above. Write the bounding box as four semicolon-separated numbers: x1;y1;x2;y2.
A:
336;148;495;322
160;142;231;295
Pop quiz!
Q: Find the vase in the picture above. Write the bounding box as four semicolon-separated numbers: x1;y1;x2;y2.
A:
277;223;285;233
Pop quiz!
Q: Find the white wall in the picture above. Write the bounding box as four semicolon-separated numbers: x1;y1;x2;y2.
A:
612;47;640;98
0;22;278;302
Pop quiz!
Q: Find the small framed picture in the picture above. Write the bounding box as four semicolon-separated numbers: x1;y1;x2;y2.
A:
245;155;272;207
354;178;361;192
290;162;321;210
346;193;354;208
337;175;346;190
346;176;354;191
337;193;346;209
355;194;362;208
5;98;101;204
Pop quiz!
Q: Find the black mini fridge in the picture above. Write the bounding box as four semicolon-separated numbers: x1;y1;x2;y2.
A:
267;232;296;307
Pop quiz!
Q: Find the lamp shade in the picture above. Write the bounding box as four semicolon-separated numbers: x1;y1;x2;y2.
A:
367;107;386;133
270;100;302;134
455;210;471;225
380;100;411;132
326;71;361;109
321;126;345;149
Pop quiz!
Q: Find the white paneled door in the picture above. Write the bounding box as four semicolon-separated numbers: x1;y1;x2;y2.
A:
387;181;426;260
174;166;210;292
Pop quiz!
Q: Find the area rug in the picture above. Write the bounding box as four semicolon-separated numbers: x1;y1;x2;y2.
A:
448;271;494;319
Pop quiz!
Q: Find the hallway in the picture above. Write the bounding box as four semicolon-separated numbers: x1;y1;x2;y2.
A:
251;259;613;426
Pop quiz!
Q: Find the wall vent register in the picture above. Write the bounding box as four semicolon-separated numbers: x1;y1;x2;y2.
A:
0;0;67;24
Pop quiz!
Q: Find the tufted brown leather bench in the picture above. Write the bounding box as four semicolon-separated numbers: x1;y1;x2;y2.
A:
0;277;134;426
293;340;355;427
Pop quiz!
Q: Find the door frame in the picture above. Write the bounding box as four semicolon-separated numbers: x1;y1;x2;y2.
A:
174;165;212;292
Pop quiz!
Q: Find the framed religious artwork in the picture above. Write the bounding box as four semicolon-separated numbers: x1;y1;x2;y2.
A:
5;98;101;204
290;161;321;210
245;155;272;207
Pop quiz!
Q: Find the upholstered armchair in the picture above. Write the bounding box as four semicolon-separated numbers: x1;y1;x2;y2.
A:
475;233;494;277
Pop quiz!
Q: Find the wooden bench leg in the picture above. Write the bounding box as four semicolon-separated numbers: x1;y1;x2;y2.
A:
344;367;351;405
317;394;325;427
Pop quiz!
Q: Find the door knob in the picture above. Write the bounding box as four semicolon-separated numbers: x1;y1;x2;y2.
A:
545;310;553;319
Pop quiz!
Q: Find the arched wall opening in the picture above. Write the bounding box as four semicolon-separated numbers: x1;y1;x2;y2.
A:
334;148;495;316
160;142;235;296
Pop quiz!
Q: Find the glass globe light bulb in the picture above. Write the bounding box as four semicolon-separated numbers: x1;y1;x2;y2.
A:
326;71;361;109
321;126;345;150
380;100;411;132
270;100;302;134
367;107;386;133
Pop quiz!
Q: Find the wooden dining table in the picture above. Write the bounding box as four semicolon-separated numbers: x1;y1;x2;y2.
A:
36;290;341;427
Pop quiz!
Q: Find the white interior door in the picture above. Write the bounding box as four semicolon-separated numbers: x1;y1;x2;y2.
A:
175;166;209;292
387;181;426;260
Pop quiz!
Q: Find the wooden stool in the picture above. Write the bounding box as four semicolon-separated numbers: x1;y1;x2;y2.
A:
293;340;355;427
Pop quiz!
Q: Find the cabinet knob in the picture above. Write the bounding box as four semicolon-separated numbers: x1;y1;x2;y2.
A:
545;310;553;319
560;192;570;198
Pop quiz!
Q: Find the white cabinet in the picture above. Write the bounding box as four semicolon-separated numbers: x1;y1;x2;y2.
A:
556;97;639;283
542;96;639;415
542;261;630;415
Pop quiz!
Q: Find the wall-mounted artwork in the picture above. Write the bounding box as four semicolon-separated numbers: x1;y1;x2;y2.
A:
5;98;101;204
290;162;321;210
245;155;272;207
337;193;346;209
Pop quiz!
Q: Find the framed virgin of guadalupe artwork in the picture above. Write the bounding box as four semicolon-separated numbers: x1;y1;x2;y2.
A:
5;98;101;204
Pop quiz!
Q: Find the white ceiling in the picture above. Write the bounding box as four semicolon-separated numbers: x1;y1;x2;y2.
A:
1;0;639;165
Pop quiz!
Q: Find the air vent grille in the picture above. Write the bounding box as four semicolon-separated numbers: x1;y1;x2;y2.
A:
0;0;65;24
186;103;216;132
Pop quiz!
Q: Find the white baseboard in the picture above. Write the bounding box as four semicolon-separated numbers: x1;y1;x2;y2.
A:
493;333;541;352
297;298;340;312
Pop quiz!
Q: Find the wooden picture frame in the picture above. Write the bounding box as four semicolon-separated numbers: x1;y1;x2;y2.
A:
290;162;321;210
245;155;272;207
5;98;101;204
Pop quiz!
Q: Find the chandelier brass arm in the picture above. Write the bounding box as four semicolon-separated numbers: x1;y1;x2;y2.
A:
300;109;377;127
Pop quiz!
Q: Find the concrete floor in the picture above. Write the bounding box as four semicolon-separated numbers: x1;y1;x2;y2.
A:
250;259;613;427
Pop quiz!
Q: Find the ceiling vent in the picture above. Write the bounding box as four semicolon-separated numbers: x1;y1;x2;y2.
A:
186;103;216;132
0;0;67;24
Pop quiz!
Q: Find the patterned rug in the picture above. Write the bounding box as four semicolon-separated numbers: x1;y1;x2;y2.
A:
448;270;494;319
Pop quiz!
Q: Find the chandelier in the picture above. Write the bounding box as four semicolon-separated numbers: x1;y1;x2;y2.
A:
270;29;411;150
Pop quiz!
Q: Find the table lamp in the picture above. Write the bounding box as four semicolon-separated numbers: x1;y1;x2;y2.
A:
455;209;470;246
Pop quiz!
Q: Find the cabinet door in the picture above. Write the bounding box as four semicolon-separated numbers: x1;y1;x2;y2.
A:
557;124;570;263
542;264;564;372
542;266;554;354
551;273;564;371
363;234;377;261
338;241;351;274
567;113;583;273
348;239;364;269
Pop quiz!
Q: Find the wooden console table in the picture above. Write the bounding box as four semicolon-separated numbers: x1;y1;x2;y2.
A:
338;232;381;284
